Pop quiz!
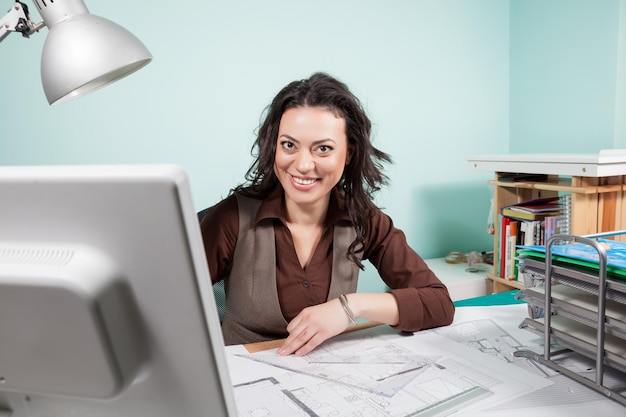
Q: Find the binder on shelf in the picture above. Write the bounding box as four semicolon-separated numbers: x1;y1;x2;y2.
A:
498;215;520;281
505;220;518;281
499;215;510;278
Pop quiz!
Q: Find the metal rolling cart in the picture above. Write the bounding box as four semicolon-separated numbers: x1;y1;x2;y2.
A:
514;231;626;406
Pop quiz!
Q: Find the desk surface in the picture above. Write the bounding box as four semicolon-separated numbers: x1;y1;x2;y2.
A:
231;299;625;416
454;289;524;306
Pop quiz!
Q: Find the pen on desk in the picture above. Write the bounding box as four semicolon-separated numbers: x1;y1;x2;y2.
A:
375;360;437;382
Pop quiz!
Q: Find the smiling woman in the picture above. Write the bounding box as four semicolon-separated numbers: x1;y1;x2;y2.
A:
274;107;352;271
200;72;455;355
275;107;351;214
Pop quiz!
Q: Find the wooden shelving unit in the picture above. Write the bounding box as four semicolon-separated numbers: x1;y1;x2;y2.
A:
466;151;626;293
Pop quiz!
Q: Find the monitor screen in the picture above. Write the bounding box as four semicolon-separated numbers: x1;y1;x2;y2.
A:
0;164;238;417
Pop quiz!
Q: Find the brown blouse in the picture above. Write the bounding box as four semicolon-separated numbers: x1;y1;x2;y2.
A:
200;186;454;332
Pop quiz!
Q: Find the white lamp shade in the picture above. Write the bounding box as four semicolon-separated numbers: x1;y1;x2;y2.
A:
41;13;152;105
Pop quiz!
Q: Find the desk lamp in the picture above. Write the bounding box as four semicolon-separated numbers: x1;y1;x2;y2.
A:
0;0;151;105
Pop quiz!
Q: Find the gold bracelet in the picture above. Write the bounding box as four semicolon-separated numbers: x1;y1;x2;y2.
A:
339;294;358;325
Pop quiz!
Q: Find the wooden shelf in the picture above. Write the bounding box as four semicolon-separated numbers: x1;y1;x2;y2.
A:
489;179;624;195
467;151;626;293
487;273;525;293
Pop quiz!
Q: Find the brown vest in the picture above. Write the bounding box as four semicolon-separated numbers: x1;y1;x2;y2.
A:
220;194;362;345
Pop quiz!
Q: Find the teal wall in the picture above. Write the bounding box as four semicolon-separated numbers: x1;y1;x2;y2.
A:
510;0;622;153
1;1;623;288
617;1;626;147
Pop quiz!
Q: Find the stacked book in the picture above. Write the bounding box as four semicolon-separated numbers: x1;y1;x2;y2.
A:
498;196;570;281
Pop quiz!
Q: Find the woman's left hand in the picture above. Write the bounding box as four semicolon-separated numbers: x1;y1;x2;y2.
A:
277;298;349;356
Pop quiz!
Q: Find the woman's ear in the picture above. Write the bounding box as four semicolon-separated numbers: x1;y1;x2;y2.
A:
346;144;355;165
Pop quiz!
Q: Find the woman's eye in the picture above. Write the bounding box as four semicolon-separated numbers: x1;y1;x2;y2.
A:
281;141;295;150
317;145;332;154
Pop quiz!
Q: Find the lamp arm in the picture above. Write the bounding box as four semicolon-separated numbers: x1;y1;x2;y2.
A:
0;1;45;42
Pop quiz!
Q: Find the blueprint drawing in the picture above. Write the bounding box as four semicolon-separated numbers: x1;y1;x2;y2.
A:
233;323;550;416
435;317;626;411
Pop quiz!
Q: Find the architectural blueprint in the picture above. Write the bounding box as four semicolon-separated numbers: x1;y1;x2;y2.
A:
239;339;441;397
230;312;550;416
226;304;626;417
233;361;494;417
435;310;626;414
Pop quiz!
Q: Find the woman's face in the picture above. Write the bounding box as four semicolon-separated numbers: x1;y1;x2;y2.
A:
274;106;352;210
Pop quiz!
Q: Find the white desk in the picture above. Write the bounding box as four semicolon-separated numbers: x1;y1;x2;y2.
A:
424;257;491;300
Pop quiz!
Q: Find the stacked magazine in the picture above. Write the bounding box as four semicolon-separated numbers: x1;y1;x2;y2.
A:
518;238;626;280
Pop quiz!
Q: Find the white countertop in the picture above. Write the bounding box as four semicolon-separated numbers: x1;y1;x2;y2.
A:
424;257;491;301
466;149;626;177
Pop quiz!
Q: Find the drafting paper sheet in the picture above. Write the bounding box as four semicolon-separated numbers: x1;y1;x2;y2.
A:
226;304;626;416
440;305;626;416
226;304;537;416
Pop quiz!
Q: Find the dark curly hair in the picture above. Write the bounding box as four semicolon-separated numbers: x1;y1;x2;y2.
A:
233;72;392;268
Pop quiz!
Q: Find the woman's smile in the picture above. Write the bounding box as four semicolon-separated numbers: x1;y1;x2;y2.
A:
290;174;318;188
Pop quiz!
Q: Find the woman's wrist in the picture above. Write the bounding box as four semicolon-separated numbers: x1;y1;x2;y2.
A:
339;294;359;325
340;292;400;327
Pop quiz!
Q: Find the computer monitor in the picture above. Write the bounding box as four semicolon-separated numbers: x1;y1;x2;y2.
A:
0;164;238;417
